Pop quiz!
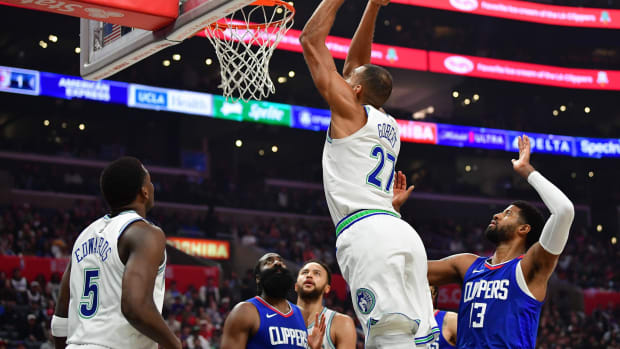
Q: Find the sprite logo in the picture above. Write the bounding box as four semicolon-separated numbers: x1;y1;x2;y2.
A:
387;48;399;63
600;11;611;24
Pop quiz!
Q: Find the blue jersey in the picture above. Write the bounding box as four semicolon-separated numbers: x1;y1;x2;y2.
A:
457;256;543;348
430;310;455;349
246;296;308;349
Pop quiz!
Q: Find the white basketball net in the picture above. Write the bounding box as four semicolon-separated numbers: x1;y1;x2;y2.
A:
204;2;294;101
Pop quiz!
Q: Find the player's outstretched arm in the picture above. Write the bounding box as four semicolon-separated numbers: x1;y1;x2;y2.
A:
332;313;356;349
428;254;478;286
300;0;365;132
119;222;181;349
512;136;574;301
221;302;259;349
52;261;71;349
343;0;389;79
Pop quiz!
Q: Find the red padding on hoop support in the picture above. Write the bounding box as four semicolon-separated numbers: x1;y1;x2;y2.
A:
0;0;178;31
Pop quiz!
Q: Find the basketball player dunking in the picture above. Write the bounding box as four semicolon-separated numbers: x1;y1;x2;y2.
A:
51;157;181;349
427;136;575;348
301;0;437;347
295;260;357;349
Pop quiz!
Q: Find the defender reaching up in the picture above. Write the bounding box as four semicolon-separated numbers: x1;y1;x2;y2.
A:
301;0;437;347
427;136;575;348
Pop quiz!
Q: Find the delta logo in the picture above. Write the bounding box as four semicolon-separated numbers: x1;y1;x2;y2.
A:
444;56;475;74
600;11;611;24
449;0;478;12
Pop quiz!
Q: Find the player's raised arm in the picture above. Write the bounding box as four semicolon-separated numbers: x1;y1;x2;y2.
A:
512;136;574;301
300;0;364;128
120;222;181;349
52;261;71;349
343;0;389;79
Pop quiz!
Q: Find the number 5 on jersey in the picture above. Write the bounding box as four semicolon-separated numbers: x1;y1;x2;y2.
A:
366;145;396;192
80;268;100;318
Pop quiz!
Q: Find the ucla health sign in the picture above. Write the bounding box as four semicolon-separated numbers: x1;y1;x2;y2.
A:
128;84;168;111
40;72;128;103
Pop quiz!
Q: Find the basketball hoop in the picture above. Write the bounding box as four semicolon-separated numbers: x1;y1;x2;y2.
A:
204;0;295;101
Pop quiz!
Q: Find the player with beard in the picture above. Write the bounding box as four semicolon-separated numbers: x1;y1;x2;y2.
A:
295;260;356;349
221;253;325;349
423;136;575;348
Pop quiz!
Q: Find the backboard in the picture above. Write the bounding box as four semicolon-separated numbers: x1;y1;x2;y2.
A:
80;0;255;81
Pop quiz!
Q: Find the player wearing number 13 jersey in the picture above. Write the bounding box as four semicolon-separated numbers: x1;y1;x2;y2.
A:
51;157;181;349
427;136;575;348
301;0;437;347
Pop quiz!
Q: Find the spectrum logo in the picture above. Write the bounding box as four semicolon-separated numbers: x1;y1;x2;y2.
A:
449;0;478;12
444;56;475;74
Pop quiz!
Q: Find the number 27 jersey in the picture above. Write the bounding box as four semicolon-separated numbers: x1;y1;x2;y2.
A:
322;105;401;226
457;256;543;349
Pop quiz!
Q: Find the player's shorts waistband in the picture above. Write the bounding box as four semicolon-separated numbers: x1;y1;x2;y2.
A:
336;209;401;238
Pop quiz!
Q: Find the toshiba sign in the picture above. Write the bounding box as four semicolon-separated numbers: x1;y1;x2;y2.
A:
167;237;230;260
396;120;437;144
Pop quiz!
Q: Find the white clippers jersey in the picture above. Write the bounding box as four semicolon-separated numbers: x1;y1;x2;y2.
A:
67;210;166;349
307;307;338;349
323;105;401;225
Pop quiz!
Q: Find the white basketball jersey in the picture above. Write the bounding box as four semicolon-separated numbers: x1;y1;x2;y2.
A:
323;105;401;225
307;307;338;349
67;210;166;349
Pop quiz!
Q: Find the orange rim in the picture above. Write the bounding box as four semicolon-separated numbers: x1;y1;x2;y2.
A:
207;0;295;30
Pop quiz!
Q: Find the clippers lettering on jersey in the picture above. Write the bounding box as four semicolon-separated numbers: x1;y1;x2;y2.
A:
463;279;509;303
268;326;308;347
377;123;397;148
74;237;112;263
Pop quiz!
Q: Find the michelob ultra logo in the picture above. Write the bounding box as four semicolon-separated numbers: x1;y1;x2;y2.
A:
167;237;230;260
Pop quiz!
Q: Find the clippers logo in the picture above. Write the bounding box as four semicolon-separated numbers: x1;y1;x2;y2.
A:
0;70;10;89
449;0;478;12
444;56;475;74
84;8;124;19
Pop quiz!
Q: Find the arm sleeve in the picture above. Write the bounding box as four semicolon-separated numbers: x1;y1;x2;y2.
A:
527;171;575;255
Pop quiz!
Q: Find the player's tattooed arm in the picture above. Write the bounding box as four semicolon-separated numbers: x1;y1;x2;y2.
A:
221;302;259;349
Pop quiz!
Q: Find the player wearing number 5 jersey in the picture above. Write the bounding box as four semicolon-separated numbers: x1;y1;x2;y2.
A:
301;0;437;347
427;136;575;348
51;157;181;349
